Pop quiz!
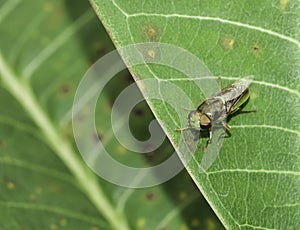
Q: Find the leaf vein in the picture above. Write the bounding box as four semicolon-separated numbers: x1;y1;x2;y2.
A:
207;168;300;176
154;192;199;230
112;0;300;49
0;201;106;227
231;124;300;136
239;223;277;230
0;157;77;187
0;0;21;24
163;76;300;97
22;10;94;79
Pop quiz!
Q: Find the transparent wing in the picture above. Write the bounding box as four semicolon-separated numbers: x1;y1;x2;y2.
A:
211;75;254;102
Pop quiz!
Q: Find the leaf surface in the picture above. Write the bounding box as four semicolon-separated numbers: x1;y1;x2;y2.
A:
89;0;300;229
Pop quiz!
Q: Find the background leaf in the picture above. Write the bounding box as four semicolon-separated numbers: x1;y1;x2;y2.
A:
89;0;300;229
0;0;223;229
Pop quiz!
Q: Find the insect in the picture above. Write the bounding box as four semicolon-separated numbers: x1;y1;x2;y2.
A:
176;76;256;147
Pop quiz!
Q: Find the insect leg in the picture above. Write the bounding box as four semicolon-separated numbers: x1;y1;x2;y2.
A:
208;127;213;143
239;109;257;113
218;76;222;90
203;127;213;152
181;107;194;111
174;127;190;131
222;121;231;132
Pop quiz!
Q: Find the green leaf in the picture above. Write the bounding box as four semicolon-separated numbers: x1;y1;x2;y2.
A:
0;0;223;229
89;0;300;229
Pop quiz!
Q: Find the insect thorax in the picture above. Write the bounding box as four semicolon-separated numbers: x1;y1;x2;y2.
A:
197;97;227;124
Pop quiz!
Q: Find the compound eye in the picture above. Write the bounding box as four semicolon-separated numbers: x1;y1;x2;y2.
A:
200;114;211;127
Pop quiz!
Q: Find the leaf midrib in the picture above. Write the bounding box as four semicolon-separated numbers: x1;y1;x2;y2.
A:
0;51;130;230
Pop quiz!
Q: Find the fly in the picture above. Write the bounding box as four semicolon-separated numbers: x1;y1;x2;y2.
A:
176;76;256;147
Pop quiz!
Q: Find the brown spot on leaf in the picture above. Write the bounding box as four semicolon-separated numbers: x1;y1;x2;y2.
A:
7;181;15;190
147;49;156;59
250;44;262;55
221;35;235;49
145;192;155;200
140;44;161;62
47;182;61;193
134;108;145;117
49;224;58;230
58;83;72;95
179;191;187;200
59;218;67;227
143;24;161;42
143;150;156;161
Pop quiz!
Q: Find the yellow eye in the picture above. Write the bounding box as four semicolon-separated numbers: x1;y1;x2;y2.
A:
200;114;211;127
